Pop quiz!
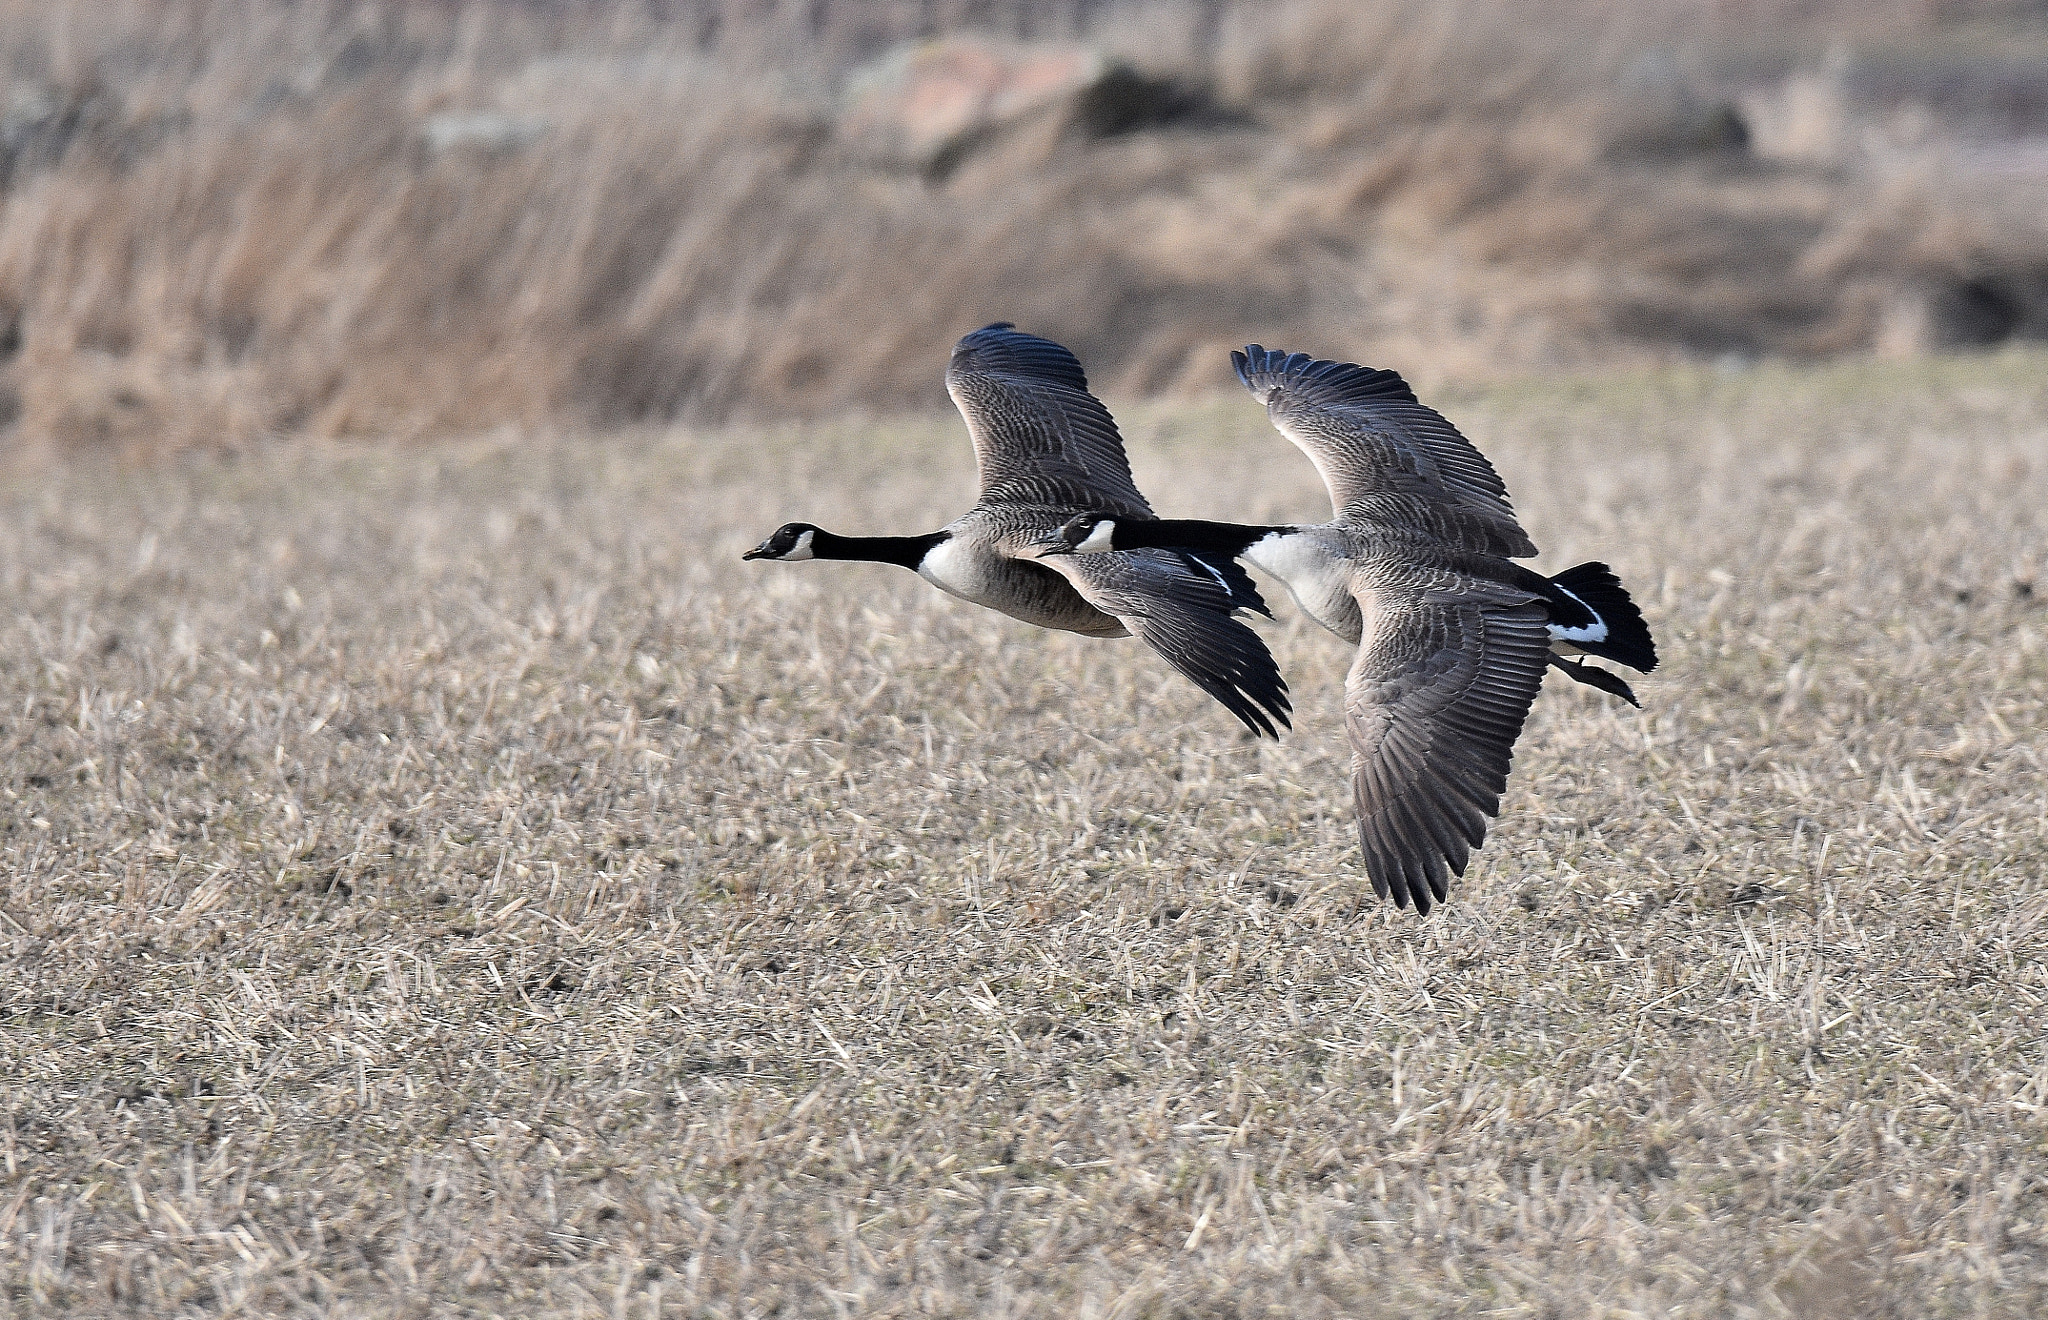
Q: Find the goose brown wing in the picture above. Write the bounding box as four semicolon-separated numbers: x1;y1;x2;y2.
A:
1233;347;1535;558
1344;588;1551;913
946;323;1153;519
1044;547;1292;738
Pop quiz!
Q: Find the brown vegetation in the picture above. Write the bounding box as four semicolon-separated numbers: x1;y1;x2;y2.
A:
0;0;2045;452
4;352;2047;1312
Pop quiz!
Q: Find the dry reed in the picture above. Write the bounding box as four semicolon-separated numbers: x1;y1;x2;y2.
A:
0;0;2043;454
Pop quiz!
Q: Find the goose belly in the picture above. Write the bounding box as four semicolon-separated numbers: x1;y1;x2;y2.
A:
917;537;1125;637
1243;530;1360;643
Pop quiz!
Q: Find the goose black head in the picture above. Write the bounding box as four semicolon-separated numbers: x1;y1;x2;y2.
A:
743;522;821;561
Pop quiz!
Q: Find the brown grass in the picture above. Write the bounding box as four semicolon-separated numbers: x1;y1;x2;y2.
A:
4;349;2047;1314
0;0;2045;453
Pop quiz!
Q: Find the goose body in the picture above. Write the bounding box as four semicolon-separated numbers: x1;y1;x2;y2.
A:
1042;346;1657;913
745;324;1291;737
1241;527;1362;641
918;521;1131;637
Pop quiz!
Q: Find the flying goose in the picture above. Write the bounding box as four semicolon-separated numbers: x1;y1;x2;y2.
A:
743;323;1292;737
1038;346;1656;913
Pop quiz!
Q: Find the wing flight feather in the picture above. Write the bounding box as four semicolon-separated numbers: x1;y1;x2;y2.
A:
1233;346;1536;558
1344;590;1551;912
947;323;1153;518
1046;547;1292;738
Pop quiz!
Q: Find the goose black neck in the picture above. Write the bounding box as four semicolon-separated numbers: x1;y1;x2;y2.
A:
811;529;946;570
1115;519;1292;556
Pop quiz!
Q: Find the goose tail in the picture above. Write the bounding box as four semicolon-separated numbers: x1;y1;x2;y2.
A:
1548;562;1657;673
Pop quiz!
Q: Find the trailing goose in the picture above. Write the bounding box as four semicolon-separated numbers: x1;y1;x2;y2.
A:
1038;346;1656;913
743;323;1291;737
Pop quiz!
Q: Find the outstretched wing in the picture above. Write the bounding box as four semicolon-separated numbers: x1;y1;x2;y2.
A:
1044;547;1292;738
1233;346;1536;558
947;323;1153;519
1344;585;1551;913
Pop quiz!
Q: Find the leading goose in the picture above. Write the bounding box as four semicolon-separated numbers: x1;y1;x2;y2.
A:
1039;346;1657;913
743;323;1291;737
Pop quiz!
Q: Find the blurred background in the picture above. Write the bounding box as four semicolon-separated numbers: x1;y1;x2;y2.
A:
0;0;2044;454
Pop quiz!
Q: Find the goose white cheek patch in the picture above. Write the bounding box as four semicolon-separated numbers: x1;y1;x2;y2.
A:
1074;519;1117;553
784;530;816;560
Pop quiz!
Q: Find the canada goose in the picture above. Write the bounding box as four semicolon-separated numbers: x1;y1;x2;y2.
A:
743;323;1291;737
1038;346;1657;913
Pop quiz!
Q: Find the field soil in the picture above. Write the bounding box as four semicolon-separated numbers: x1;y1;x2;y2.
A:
3;353;2048;1315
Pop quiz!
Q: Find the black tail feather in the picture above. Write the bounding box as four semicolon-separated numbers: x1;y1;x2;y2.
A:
1550;562;1657;673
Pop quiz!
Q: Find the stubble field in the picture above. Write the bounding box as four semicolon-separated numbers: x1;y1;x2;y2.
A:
3;351;2047;1317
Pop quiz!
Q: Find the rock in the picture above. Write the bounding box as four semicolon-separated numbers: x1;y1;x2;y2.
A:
839;36;1215;180
1602;93;1751;161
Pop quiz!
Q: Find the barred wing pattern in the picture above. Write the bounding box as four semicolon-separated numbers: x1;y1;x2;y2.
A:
1232;346;1536;559
1344;593;1552;913
947;323;1153;519
1049;548;1292;738
946;323;1288;736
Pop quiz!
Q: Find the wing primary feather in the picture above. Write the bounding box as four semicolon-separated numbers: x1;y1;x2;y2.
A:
1345;600;1550;914
1234;345;1420;408
946;323;1152;516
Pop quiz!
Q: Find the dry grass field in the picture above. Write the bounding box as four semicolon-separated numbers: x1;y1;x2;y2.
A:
3;349;2047;1316
2;0;2046;455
